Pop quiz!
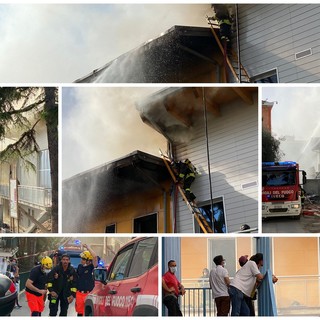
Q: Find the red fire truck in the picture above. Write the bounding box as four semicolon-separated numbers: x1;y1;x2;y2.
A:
262;161;307;219
84;237;158;316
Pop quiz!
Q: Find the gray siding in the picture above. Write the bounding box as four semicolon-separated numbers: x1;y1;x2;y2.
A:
174;93;258;233
238;4;320;83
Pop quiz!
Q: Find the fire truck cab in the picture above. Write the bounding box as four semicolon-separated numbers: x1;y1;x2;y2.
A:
262;161;307;219
84;237;158;316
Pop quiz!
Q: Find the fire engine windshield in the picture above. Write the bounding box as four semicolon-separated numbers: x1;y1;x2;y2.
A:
262;171;296;187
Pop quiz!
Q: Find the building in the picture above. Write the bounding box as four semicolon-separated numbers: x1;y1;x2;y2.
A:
262;100;275;132
0;120;52;233
137;86;258;233
62;150;172;233
62;86;258;233
162;236;320;316
75;4;320;84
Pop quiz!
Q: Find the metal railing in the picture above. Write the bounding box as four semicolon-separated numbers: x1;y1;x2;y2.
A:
0;184;9;198
0;184;52;208
18;185;52;207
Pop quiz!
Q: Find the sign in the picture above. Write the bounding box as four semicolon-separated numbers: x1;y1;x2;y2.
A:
9;179;18;219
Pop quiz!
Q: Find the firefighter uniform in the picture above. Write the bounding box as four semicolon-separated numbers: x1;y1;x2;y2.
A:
75;263;95;315
47;261;77;316
173;159;197;202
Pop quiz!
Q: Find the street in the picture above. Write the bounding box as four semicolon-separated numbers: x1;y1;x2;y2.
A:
262;214;320;233
11;290;77;317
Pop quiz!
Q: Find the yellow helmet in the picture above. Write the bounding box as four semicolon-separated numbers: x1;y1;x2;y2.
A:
80;250;93;261
41;256;53;269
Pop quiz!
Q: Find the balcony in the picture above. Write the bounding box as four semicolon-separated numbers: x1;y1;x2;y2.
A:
0;237;19;257
0;184;52;209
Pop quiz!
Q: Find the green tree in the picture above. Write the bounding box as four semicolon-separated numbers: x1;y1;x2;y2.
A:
0;87;58;232
262;128;284;162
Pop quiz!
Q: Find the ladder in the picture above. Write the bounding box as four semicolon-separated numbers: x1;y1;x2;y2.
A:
206;18;250;83
159;150;214;233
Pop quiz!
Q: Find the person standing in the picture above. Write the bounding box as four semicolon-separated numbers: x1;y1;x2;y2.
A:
75;244;98;316
162;260;185;316
229;253;264;316
209;255;230;316
25;256;53;316
7;258;21;308
47;254;77;316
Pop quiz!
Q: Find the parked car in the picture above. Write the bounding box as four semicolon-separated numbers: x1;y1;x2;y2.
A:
0;274;17;316
85;237;158;316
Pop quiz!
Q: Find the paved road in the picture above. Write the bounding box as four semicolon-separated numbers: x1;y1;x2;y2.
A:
11;290;77;317
262;214;320;233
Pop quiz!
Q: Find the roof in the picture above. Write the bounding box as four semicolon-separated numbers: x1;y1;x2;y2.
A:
136;86;257;142
62;150;170;211
74;25;219;83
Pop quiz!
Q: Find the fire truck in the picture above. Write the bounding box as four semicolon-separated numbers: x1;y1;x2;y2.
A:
262;161;307;219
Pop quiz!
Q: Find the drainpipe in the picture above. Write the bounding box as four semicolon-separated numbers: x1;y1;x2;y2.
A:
235;4;241;83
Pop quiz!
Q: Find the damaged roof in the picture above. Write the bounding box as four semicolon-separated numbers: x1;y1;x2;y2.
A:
74;25;219;83
62;150;170;211
136;86;257;142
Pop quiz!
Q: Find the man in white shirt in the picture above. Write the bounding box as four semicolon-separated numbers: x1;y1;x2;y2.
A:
229;253;264;316
209;255;230;316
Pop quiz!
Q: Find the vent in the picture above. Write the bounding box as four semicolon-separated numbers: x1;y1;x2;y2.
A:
295;48;312;60
241;181;258;189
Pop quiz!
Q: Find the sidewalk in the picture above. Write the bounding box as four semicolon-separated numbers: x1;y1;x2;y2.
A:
11;290;76;316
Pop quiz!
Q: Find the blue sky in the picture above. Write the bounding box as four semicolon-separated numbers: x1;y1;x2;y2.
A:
0;3;210;82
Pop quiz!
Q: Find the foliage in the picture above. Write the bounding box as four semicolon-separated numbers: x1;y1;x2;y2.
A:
262;128;284;162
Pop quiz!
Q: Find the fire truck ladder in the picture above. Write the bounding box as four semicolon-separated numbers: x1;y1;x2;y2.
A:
206;18;250;83
159;150;214;233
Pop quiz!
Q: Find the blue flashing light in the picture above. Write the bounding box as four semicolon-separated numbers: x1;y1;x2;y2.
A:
262;161;297;166
98;260;105;267
74;240;81;245
59;246;64;250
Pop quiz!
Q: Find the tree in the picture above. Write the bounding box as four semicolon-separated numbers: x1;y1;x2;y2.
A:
262;128;284;162
0;87;58;232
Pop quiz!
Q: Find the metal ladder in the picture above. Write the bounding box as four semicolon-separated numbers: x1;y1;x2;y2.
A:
159;150;214;233
207;18;250;83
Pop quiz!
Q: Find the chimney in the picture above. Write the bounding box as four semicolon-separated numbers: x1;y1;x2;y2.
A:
262;100;274;132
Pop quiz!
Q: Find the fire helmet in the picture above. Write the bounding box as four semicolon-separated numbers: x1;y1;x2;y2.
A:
80;250;93;261
41;256;53;269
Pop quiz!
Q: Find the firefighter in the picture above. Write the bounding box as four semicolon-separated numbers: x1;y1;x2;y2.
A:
25;256;53;316
47;254;77;316
172;158;197;203
75;244;98;316
209;4;232;42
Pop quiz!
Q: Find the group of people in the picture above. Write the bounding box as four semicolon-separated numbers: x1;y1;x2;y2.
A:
162;254;278;317
25;244;97;317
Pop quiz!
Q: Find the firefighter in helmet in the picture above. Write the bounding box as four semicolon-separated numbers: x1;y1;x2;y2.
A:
75;244;98;316
25;256;53;316
208;4;232;42
172;158;197;203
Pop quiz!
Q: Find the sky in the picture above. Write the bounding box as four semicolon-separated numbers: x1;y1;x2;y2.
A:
262;86;320;176
62;87;167;180
262;86;320;140
0;3;211;83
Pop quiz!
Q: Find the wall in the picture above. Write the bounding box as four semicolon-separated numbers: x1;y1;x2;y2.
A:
175;92;258;233
239;4;320;83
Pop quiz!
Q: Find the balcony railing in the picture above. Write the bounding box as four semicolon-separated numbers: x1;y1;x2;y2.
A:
18;185;52;207
0;184;52;208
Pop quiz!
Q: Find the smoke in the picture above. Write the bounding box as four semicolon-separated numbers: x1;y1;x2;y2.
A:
62;87;167;180
262;87;320;177
0;3;212;82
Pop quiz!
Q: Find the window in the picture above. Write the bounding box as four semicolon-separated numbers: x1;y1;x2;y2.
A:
105;224;116;233
108;246;133;281
133;213;157;233
251;68;278;83
128;237;157;278
38;150;51;188
198;197;227;233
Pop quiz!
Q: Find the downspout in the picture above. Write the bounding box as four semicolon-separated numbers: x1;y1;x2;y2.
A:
202;88;215;232
235;4;242;83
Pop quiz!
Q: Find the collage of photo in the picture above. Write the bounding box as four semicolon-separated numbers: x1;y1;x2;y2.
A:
0;2;320;318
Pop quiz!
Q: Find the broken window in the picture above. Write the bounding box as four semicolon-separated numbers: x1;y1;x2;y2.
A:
133;213;158;233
